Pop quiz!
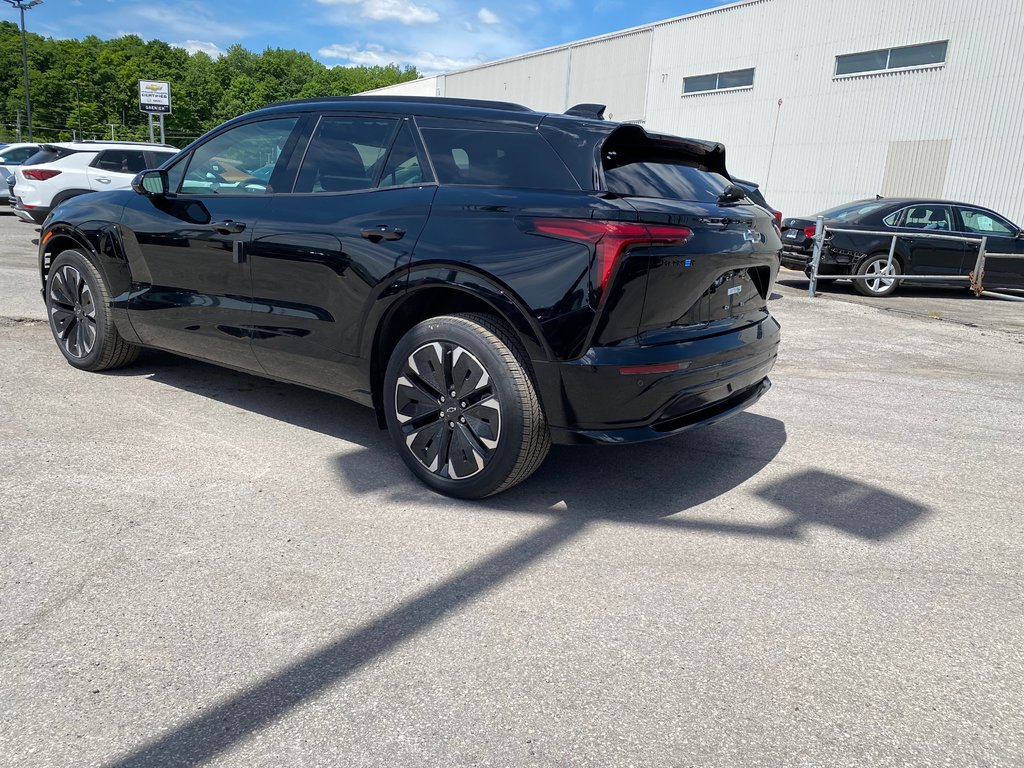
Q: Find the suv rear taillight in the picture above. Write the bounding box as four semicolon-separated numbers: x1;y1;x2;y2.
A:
23;169;61;181
803;225;816;238
526;218;693;296
773;211;783;225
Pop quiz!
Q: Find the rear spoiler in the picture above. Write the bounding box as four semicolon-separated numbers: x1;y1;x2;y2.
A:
565;103;606;120
602;124;730;179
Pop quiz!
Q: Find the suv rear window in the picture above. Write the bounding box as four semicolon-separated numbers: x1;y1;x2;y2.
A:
24;147;80;166
603;158;732;202
421;127;578;190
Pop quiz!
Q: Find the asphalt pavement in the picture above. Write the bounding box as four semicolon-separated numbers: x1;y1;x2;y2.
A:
1;210;1022;767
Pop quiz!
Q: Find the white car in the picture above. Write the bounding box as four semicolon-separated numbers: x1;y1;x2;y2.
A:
0;142;41;175
12;141;178;224
1;142;41;208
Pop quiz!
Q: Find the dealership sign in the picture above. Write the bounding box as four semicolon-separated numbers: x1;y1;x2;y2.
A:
138;80;171;114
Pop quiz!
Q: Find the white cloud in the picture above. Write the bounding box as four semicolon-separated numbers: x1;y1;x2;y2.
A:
317;0;439;24
319;43;486;76
362;0;439;24
172;40;226;58
477;8;500;24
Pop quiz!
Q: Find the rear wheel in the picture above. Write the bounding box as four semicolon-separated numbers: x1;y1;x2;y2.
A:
383;313;550;498
854;253;902;297
46;249;140;371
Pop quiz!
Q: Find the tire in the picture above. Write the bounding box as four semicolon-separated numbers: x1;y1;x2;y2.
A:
383;313;550;499
854;253;902;297
45;249;140;371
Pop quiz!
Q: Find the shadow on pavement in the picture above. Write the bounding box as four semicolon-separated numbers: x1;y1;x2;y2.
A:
101;350;931;767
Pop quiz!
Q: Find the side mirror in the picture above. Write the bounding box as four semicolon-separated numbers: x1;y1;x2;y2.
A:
1015;228;1024;240
131;169;168;197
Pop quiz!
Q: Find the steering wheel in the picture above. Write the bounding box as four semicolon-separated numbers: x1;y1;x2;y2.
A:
236;177;268;191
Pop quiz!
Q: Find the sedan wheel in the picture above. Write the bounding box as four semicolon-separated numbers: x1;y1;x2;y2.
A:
384;313;550;498
855;254;902;297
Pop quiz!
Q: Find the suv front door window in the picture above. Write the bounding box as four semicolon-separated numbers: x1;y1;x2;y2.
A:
180;118;298;195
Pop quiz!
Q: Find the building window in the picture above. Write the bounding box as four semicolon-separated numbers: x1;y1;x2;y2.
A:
682;67;754;94
835;40;948;77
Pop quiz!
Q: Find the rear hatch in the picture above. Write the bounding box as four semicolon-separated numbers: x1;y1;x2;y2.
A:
594;126;780;346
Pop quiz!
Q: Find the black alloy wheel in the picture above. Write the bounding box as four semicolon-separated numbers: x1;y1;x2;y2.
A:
384;313;550;498
45;249;140;371
395;340;501;480
48;262;97;360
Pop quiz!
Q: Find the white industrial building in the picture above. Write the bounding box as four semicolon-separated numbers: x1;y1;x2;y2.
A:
366;0;1024;222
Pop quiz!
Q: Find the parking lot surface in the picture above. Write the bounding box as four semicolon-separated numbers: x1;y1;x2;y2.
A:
1;210;1022;767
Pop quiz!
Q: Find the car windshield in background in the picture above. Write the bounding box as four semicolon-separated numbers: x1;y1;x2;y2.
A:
815;200;890;221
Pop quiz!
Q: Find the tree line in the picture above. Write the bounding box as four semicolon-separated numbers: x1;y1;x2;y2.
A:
0;21;418;146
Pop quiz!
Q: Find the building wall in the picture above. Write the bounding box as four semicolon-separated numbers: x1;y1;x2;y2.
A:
364;0;1024;222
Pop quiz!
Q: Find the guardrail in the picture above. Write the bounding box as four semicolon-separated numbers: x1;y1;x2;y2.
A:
806;215;1024;302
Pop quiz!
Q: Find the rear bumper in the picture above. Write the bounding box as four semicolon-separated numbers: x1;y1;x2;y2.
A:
780;250;809;271
13;199;48;224
538;315;781;445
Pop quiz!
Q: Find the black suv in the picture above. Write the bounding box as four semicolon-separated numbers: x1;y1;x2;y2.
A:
38;96;781;498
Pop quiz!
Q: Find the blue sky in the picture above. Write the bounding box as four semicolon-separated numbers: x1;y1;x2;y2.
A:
12;0;730;76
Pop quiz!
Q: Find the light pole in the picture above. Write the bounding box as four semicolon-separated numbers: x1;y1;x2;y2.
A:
3;0;43;143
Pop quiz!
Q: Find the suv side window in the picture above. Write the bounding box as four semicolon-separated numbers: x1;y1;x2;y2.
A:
957;207;1015;236
902;205;953;231
180;117;298;195
377;122;427;188
92;150;148;174
419;125;579;190
293;116;396;194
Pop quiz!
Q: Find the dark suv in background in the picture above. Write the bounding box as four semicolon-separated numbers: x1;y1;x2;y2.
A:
38;96;781;497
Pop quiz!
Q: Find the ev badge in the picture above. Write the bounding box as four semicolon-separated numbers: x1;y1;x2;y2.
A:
743;228;764;244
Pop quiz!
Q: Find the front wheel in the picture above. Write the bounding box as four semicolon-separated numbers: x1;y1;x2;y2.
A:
854;254;902;297
45;249;140;371
383;313;550;499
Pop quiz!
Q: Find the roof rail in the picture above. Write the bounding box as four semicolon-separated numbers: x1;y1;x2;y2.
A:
269;95;533;112
564;103;606;120
69;140;177;148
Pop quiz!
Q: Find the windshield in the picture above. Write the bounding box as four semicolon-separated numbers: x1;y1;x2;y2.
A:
815;200;890;222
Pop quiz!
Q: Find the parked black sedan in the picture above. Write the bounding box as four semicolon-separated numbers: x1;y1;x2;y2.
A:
780;198;1024;296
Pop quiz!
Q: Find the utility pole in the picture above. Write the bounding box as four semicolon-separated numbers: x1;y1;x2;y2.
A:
3;1;44;143
72;81;82;140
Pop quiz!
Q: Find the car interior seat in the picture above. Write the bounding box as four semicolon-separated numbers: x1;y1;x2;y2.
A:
296;124;368;193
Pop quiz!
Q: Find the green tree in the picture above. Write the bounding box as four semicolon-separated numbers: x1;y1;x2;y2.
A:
0;22;419;145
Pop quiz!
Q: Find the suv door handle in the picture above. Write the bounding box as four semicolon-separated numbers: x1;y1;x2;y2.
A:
96;177;111;184
360;225;406;242
212;220;246;234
